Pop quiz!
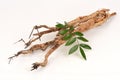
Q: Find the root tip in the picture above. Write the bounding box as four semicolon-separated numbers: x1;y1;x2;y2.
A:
8;56;14;64
111;12;117;16
31;63;40;71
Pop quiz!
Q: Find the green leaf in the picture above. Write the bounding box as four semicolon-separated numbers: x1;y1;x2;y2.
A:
59;29;68;35
79;47;87;60
65;37;76;46
56;23;65;28
80;44;92;50
77;37;88;42
69;26;74;32
74;32;83;36
63;34;72;40
69;45;78;55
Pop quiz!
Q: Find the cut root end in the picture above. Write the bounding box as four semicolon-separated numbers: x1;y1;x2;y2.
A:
31;62;40;71
31;60;48;71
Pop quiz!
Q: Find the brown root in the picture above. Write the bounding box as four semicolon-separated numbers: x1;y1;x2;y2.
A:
8;40;55;64
29;25;58;38
14;38;37;49
31;44;61;70
8;50;32;64
24;28;58;48
29;25;50;38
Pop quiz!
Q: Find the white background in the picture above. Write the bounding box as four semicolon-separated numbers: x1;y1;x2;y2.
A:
0;0;120;80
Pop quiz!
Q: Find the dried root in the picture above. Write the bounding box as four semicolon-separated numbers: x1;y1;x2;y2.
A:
9;9;116;70
8;40;55;63
31;43;63;70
